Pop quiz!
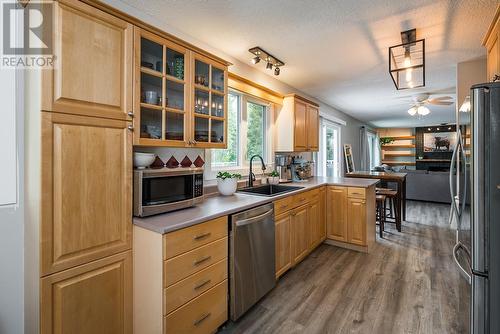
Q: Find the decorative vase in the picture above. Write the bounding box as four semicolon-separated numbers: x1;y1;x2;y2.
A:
268;176;280;185
217;178;238;196
193;155;205;167
180;155;192;168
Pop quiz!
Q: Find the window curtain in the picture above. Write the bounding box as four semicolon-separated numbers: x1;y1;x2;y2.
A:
374;132;381;166
360;127;370;170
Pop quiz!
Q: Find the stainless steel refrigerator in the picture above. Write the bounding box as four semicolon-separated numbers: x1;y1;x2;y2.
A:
451;82;500;334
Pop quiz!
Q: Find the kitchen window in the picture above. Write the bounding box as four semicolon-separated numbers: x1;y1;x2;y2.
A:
206;90;273;179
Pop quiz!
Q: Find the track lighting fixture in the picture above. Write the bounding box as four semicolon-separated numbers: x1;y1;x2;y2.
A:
251;56;260;64
248;46;285;74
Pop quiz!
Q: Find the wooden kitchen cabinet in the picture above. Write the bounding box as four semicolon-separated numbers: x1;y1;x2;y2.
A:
275;94;320;152
307;105;319;150
291;205;309;265
133;28;190;146
319;187;327;241
41;112;132;276
326;185;376;253
308;196;322;249
133;27;228;148
275;212;292;278
134;217;228;334
274;187;326;278
42;0;133;121
191;53;228;148
293;100;308;151
483;6;500;82
346;198;367;246
40;251;132;334
326;186;348;242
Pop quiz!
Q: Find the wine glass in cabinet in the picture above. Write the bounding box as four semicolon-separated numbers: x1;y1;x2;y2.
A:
192;53;227;148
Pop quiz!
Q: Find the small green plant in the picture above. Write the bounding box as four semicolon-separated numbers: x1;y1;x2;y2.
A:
216;171;242;180
380;137;395;145
268;170;279;177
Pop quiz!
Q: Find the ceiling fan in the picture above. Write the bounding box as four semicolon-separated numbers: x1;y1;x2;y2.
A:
403;93;454;116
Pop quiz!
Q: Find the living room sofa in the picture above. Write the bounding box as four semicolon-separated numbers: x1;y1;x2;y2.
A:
404;169;452;203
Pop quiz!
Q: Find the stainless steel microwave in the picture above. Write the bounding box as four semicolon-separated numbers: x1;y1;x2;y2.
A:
133;167;204;217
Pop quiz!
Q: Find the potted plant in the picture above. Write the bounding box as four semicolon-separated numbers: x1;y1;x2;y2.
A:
216;171;242;196
268;170;280;185
380;137;395;145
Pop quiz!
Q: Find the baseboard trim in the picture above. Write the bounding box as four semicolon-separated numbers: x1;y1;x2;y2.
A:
323;239;368;253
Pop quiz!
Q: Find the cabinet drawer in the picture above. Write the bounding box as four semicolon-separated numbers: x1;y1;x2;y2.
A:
164;280;228;334
164;259;227;315
163;216;228;260
348;187;366;199
293;191;310;207
274;196;294;216
164;237;227;287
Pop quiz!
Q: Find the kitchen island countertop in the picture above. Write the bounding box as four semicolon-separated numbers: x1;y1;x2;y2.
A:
133;176;379;234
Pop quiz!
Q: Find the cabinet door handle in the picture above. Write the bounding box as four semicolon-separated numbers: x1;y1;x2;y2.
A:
193;279;211;290
127;125;134;131
193;313;211;326
193;232;211;240
127;111;134;117
193;255;211;266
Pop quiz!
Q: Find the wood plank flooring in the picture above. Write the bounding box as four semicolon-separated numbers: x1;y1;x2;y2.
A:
221;200;470;334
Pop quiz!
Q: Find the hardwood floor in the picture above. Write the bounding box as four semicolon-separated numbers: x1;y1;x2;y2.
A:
221;200;470;334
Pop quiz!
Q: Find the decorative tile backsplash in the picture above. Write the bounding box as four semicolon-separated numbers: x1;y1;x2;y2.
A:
134;147;205;168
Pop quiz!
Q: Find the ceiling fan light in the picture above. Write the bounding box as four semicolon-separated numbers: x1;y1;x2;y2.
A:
417;106;430;116
408;107;417;116
459;96;471;112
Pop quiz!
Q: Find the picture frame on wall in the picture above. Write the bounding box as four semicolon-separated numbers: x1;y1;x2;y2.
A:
344;144;355;173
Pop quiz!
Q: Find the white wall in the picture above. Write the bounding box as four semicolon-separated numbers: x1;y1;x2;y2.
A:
456;57;487;112
0;68;24;334
103;0;369;168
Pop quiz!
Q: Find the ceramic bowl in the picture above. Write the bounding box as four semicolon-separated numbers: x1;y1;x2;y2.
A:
134;152;156;169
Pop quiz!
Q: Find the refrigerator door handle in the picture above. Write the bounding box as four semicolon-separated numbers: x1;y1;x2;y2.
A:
449;132;460;225
453;241;472;284
457;133;468;219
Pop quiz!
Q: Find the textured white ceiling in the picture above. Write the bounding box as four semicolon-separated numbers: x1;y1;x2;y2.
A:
117;0;497;127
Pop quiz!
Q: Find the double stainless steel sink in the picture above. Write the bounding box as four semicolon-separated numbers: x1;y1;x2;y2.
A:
237;184;304;197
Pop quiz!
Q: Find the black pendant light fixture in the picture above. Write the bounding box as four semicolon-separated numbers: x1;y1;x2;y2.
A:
389;29;425;90
249;46;285;76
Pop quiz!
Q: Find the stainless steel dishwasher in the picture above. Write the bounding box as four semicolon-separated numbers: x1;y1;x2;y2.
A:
230;203;275;321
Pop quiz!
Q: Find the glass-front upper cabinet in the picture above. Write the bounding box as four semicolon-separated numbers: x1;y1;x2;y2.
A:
192;53;227;148
134;30;188;146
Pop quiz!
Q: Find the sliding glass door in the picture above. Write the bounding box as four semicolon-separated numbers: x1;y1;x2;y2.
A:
318;119;341;177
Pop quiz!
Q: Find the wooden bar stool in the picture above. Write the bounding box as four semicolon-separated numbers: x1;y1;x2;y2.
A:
376;194;386;238
376;187;400;231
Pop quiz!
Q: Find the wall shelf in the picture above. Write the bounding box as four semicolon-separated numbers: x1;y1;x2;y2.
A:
382;161;416;166
383;152;415;157
380;135;415;140
381;144;415;148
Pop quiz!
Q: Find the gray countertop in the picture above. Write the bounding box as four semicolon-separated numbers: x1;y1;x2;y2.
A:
133;176;379;234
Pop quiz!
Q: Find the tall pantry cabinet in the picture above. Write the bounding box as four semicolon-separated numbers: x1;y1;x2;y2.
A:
40;0;133;332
